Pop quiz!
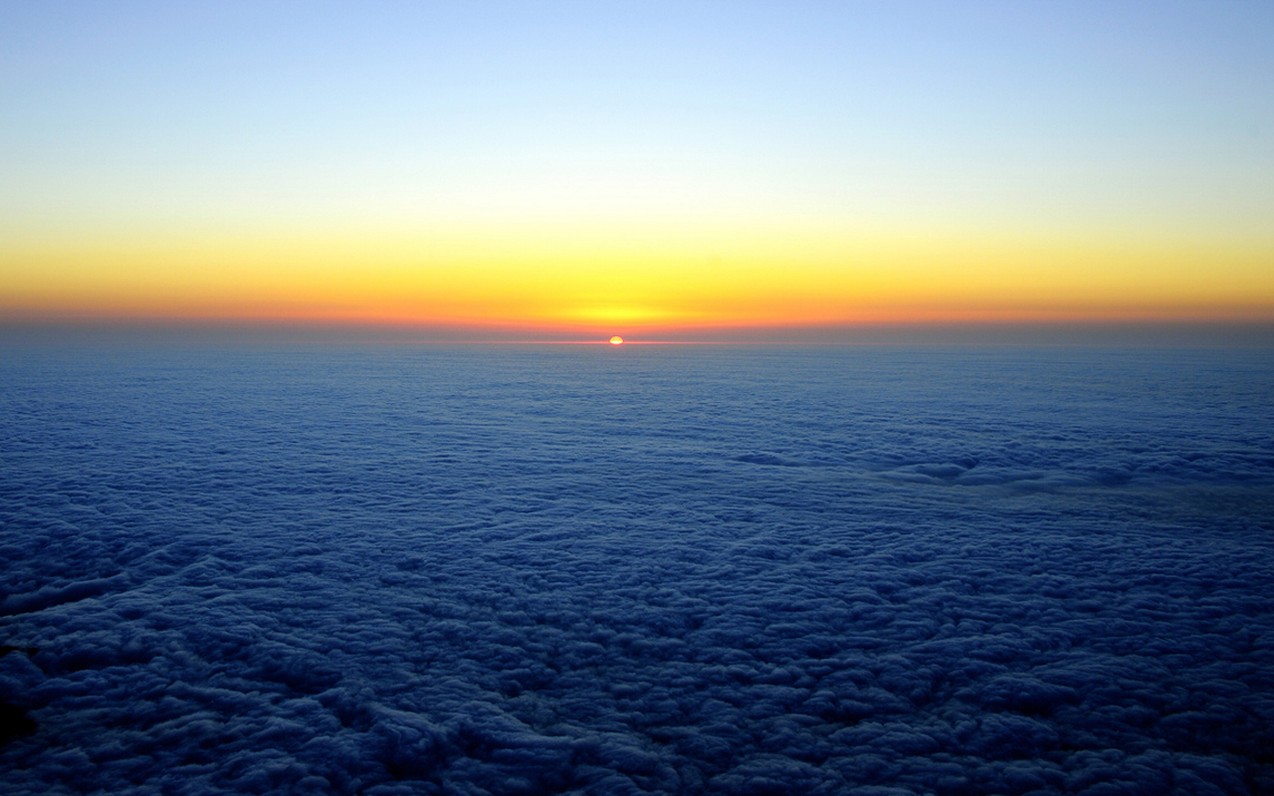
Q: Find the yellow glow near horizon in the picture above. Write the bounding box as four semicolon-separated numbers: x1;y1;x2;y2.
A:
3;218;1272;333
3;4;1272;335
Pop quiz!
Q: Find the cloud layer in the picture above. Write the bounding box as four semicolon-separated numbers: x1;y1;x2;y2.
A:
2;344;1272;793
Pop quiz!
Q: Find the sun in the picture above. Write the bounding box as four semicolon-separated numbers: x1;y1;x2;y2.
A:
609;335;624;345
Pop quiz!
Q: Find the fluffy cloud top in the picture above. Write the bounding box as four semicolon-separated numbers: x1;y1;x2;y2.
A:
2;344;1272;793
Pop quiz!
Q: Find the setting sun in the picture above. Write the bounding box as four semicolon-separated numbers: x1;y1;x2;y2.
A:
609;336;624;346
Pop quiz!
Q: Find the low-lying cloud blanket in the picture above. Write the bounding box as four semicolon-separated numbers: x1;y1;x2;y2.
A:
2;344;1272;794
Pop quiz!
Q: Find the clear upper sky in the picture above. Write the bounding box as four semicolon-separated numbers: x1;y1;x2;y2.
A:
3;1;1272;335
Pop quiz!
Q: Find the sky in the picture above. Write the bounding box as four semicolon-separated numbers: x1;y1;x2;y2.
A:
2;1;1272;338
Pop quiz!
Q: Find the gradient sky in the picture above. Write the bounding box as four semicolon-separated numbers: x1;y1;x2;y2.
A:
2;1;1272;336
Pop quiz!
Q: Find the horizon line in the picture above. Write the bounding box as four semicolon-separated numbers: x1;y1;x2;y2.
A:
5;317;1274;349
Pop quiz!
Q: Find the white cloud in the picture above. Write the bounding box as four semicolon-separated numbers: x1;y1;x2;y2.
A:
1;343;1272;793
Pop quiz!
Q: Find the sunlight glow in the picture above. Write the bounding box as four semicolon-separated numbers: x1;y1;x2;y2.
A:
1;3;1271;335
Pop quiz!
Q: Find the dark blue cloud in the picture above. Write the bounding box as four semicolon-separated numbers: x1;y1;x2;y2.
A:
1;343;1272;793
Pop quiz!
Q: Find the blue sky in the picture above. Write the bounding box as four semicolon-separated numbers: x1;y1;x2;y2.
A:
3;1;1272;330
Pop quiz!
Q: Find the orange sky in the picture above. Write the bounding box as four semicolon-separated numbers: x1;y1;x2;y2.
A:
4;220;1271;337
3;3;1272;338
